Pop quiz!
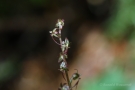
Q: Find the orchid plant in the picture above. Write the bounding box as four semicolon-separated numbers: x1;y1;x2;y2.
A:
49;19;80;90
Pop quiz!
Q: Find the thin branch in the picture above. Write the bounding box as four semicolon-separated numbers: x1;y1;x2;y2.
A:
58;28;72;89
51;36;61;45
65;70;72;88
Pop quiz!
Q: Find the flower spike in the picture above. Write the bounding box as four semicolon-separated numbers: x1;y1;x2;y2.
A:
50;19;80;90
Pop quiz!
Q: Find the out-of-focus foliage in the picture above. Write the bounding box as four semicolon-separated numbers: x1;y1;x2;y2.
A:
105;0;135;40
0;60;17;82
0;0;135;90
80;67;130;90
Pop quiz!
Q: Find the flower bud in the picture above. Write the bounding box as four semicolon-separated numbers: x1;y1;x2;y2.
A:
72;73;80;80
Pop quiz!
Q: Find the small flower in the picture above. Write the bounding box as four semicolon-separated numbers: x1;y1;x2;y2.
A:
60;61;67;69
72;73;80;80
65;38;70;49
58;53;68;62
61;41;66;52
58;53;64;62
56;19;64;29
70;69;80;84
49;28;58;37
58;83;69;90
62;85;70;90
61;38;70;52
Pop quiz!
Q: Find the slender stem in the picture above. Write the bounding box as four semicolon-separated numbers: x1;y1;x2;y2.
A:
58;29;72;89
51;36;61;45
65;70;71;88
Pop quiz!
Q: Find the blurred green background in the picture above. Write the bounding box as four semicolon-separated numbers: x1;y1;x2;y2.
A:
0;0;135;90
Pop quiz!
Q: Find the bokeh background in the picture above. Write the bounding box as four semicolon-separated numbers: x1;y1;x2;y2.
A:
0;0;135;90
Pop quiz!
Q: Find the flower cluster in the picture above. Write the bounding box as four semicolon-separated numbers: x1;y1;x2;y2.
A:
49;19;80;90
49;19;69;71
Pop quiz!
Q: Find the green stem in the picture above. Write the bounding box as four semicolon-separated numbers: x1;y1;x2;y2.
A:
58;28;72;89
65;70;72;89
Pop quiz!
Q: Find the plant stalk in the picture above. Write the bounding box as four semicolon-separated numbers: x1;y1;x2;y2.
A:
59;29;72;89
65;70;72;89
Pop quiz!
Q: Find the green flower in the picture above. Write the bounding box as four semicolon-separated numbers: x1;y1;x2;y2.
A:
58;53;67;62
49;28;58;37
56;19;64;29
72;73;80;80
59;53;64;62
65;38;70;49
61;38;70;52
